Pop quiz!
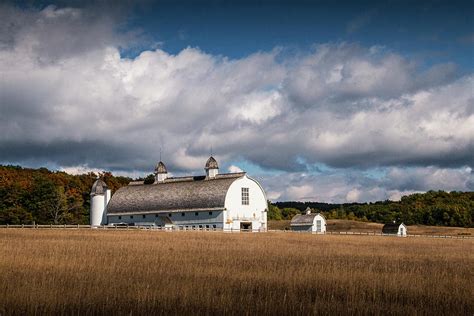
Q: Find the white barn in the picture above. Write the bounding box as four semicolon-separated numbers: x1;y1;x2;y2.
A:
382;222;407;236
90;157;268;231
290;207;327;233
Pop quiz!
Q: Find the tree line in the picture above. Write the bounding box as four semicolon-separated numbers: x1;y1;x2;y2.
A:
271;191;474;227
0;165;130;225
1;165;472;227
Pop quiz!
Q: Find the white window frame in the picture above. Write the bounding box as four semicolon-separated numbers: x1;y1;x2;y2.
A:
241;187;249;205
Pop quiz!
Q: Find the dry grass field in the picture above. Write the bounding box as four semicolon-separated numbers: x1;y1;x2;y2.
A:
269;219;474;236
0;229;473;315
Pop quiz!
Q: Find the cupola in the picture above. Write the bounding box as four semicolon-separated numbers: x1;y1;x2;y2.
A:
205;156;219;178
154;161;168;182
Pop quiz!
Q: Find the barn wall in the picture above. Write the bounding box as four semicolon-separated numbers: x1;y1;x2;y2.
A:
291;225;312;232
169;211;224;228
224;176;267;231
108;214;166;226
107;211;224;228
314;214;327;233
398;225;407;236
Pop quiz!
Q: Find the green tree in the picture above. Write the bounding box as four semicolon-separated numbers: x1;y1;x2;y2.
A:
267;203;283;220
281;208;300;220
0;206;33;224
49;186;81;224
144;174;155;185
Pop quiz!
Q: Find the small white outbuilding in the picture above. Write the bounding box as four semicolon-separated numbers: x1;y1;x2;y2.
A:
290;207;326;233
382;222;407;236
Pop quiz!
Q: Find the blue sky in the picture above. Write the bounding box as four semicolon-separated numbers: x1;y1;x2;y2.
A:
0;1;473;202
127;1;473;67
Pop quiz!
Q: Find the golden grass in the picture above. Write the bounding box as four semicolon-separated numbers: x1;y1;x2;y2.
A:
269;219;474;236
0;229;473;315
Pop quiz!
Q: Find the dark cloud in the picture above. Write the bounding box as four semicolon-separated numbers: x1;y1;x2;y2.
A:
0;140;142;171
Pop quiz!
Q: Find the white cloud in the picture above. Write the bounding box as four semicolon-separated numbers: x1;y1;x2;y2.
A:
228;165;243;173
346;188;361;202
260;166;473;203
60;165;103;175
0;4;473;202
286;185;314;200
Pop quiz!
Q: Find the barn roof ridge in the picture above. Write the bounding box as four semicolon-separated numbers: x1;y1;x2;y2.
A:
129;172;246;185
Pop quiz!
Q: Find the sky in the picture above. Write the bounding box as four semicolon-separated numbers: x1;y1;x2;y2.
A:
0;0;473;202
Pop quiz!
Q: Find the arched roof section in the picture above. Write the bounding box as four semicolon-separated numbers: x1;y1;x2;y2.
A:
90;179;108;196
290;213;325;226
107;173;245;214
245;175;268;205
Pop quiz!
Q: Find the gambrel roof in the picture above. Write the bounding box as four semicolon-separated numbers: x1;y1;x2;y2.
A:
107;172;245;215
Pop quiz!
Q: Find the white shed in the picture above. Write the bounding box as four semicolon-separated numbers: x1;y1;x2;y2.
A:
382;222;407;236
290;208;326;233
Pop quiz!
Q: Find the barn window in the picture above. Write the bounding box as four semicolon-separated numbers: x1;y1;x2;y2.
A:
181;212;185;217
118;216;122;220
155;214;158;218
130;215;134;219
209;211;213;215
169;213;172;217
241;187;249;205
195;212;198;216
142;215;146;219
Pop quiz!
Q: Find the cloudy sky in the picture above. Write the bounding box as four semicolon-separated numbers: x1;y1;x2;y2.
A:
1;1;473;202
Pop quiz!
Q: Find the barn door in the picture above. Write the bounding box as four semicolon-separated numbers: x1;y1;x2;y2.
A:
240;222;252;231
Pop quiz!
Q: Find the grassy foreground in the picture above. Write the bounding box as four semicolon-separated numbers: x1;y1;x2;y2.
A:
0;230;472;315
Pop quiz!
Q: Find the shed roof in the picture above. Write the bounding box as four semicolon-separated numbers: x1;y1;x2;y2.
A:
107;172;245;215
290;213;325;226
382;223;405;234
